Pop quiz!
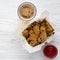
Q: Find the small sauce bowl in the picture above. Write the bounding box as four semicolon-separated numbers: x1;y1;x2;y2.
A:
17;2;37;21
43;44;58;59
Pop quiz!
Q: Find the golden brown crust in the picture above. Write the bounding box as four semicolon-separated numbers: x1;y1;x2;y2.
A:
22;19;54;47
22;29;29;38
33;25;40;36
45;20;54;36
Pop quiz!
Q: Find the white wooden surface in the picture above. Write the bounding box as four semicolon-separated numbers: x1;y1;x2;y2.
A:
0;0;60;60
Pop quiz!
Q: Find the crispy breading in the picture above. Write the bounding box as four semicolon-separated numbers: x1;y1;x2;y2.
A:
45;20;54;36
22;19;54;47
37;25;47;43
22;29;29;38
27;33;37;46
33;25;40;36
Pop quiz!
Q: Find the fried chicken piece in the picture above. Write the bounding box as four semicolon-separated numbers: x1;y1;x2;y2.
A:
31;21;39;26
27;33;37;46
29;30;34;35
26;21;38;30
37;37;42;44
33;25;40;36
39;31;47;43
40;25;46;32
29;40;38;46
22;29;29;39
38;25;47;43
27;34;37;42
28;30;37;40
45;20;54;36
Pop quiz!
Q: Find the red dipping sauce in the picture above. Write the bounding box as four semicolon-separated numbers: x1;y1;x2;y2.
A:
43;45;58;58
